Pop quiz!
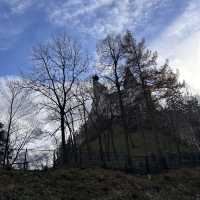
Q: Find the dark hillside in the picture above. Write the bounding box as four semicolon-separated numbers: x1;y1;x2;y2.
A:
0;168;199;200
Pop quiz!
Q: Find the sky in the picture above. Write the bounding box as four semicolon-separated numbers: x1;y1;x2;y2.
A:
0;0;200;92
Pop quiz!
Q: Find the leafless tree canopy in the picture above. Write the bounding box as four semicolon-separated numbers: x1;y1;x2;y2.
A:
23;33;88;162
0;79;38;168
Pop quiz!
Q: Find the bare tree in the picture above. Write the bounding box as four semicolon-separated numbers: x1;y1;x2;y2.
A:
0;79;38;168
24;33;87;163
97;35;132;168
75;83;92;160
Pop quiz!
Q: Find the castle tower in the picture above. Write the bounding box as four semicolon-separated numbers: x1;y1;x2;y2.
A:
92;75;107;103
92;74;99;97
123;67;137;89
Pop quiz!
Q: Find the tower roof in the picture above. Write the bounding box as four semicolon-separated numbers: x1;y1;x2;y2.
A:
92;74;99;82
123;67;137;89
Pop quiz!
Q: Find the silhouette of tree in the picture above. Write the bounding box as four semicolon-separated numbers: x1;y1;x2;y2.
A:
0;80;38;168
97;34;133;169
24;33;88;164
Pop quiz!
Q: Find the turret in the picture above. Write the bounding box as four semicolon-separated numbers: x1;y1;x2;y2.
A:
92;75;107;103
123;67;137;89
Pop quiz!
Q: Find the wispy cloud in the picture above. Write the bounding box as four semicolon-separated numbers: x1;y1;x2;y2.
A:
165;1;200;39
1;0;37;14
49;0;113;24
0;0;47;51
0;0;33;50
48;0;170;38
0;0;200;94
151;0;200;92
0;0;171;51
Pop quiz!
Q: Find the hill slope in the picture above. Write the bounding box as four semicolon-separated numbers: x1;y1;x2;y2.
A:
0;167;199;200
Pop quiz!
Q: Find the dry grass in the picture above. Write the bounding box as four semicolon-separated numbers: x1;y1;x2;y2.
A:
0;167;199;200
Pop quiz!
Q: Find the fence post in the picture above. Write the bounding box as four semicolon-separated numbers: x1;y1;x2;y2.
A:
144;155;150;174
53;150;56;168
23;149;28;170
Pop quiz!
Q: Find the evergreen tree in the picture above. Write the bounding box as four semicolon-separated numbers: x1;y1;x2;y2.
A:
121;31;184;169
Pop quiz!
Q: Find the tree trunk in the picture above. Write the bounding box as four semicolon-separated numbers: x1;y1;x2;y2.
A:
60;110;66;164
3;117;12;169
137;106;150;174
97;132;106;167
116;83;132;169
109;126;118;161
84;124;91;160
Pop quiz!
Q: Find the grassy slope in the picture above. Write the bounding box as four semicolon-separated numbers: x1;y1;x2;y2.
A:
0;167;199;200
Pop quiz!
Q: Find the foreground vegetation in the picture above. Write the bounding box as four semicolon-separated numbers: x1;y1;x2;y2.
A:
0;167;199;200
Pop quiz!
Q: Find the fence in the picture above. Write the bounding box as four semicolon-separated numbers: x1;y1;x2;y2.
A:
66;151;200;174
8;149;55;170
2;148;200;173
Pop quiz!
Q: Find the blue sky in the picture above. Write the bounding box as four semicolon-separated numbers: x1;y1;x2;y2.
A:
0;0;200;91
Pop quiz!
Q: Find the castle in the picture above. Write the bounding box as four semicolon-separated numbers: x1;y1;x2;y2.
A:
87;67;147;132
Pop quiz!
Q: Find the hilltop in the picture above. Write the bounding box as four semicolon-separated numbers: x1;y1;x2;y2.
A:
0;167;199;200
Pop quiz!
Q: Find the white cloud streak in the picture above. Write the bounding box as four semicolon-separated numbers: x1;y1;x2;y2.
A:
1;0;200;94
1;0;34;13
48;0;169;38
151;0;200;93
